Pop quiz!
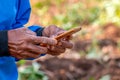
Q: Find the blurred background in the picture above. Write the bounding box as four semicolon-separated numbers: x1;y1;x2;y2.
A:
18;0;120;80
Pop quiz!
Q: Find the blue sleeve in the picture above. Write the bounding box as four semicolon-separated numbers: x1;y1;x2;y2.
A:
28;25;44;36
12;0;31;29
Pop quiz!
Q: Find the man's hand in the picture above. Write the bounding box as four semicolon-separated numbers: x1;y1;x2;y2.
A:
8;27;57;59
42;25;73;55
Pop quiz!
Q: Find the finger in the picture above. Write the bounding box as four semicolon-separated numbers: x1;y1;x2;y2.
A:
22;51;40;59
48;25;65;33
31;37;57;45
60;41;73;49
9;49;24;59
15;55;23;59
9;49;23;54
24;44;48;54
13;52;39;59
8;41;23;45
59;35;72;41
10;49;38;59
17;56;23;59
8;44;17;50
65;35;73;40
57;30;66;35
10;52;23;59
54;31;66;37
47;51;61;56
49;46;66;53
51;31;66;38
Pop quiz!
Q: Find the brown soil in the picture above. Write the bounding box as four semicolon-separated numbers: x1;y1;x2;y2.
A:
37;57;120;80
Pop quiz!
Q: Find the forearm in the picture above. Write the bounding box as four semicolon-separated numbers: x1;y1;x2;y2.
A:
0;31;10;57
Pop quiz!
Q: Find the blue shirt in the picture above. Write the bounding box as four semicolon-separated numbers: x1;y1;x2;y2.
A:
0;0;43;80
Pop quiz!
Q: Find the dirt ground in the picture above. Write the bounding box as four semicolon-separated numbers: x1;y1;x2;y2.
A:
37;57;120;80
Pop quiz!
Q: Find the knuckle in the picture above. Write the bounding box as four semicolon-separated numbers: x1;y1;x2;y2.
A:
47;39;57;45
22;43;31;50
38;37;46;43
40;37;55;45
25;36;36;42
41;37;47;43
21;44;29;50
40;37;50;44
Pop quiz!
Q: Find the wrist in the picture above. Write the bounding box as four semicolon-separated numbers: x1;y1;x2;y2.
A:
36;27;44;36
28;25;44;36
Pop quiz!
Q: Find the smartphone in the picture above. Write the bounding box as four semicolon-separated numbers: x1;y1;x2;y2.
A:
40;27;82;46
55;27;82;40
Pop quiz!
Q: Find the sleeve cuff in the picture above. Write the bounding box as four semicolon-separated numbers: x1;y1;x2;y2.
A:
28;25;44;36
0;31;10;56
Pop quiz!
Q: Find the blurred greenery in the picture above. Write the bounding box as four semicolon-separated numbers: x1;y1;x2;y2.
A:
100;75;111;80
32;0;101;30
31;0;120;28
18;62;48;80
97;0;120;26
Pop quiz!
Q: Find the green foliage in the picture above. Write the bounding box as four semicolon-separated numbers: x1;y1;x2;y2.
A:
97;0;120;26
32;0;120;28
33;0;100;30
17;60;26;66
89;77;95;80
18;62;48;80
99;75;111;80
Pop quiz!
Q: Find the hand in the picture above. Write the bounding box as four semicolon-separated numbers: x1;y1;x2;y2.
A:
42;25;73;55
8;27;57;59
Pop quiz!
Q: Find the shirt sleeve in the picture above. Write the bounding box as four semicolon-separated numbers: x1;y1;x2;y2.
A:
12;0;31;29
12;0;44;36
0;31;10;57
28;25;44;36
